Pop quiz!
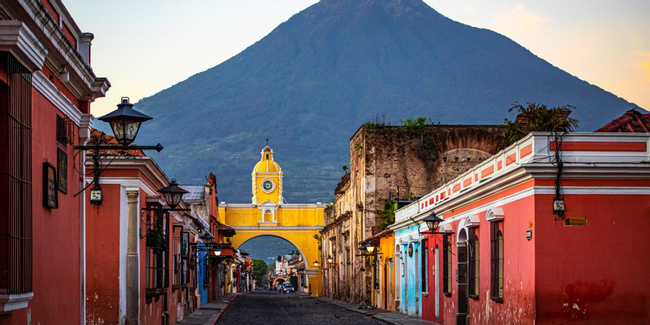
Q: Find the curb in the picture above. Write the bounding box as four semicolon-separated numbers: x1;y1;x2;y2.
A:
210;293;239;325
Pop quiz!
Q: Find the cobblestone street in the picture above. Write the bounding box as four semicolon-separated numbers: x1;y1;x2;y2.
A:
217;291;386;325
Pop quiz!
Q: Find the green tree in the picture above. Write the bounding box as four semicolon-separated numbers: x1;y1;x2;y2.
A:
500;103;578;149
252;259;268;285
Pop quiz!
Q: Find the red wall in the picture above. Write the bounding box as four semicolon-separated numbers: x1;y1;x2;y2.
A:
86;184;122;324
423;186;538;324
1;89;83;325
535;191;650;324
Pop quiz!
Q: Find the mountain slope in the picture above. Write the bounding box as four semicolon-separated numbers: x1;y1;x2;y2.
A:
133;0;635;203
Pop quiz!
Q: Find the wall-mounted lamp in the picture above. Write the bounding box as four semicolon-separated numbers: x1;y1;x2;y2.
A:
326;256;333;264
312;260;320;268
59;65;69;83
423;212;443;232
526;229;533;241
75;97;163;205
157;179;188;209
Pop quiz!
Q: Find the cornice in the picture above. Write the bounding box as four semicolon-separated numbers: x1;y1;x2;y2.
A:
33;70;82;125
0;20;47;71
88;156;169;193
16;0;110;101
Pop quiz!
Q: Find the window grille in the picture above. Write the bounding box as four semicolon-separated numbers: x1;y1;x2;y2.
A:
490;221;504;302
421;239;428;292
468;228;479;298
442;234;451;295
144;205;169;301
0;53;33;294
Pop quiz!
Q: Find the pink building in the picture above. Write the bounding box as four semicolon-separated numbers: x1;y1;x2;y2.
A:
394;132;650;324
0;0;109;323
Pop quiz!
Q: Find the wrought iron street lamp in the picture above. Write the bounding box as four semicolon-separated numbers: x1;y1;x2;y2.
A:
157;179;188;209
423;212;444;232
75;97;163;205
98;97;153;146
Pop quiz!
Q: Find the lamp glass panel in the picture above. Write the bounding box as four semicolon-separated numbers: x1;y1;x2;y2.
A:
124;120;142;144
110;119;125;144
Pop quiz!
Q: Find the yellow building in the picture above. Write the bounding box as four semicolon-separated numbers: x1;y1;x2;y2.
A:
218;145;325;295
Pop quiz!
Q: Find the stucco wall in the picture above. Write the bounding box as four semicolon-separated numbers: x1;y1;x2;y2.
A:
535;191;650;324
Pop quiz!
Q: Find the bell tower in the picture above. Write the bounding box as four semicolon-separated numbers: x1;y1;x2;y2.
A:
251;145;283;205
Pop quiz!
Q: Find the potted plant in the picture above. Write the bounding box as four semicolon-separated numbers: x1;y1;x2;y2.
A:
146;226;166;253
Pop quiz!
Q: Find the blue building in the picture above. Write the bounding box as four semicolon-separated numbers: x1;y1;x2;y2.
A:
391;219;427;317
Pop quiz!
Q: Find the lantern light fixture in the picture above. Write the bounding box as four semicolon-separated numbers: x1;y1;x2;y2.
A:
157;179;188;209
326;256;333;264
423;212;444;232
312;260;320;268
98;97;153;146
74;97;163;206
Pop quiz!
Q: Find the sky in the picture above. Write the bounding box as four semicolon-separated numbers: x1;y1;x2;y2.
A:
63;0;650;117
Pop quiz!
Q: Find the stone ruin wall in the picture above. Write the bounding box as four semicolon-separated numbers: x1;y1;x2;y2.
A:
363;125;503;236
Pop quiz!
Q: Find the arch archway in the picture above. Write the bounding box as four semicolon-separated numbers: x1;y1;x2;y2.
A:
232;232;321;294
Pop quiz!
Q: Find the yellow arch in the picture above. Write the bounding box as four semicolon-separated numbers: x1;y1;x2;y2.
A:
231;232;320;270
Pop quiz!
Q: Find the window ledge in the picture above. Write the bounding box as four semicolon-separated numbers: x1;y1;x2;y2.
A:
422;292;429;297
0;292;34;312
490;297;504;303
469;294;479;300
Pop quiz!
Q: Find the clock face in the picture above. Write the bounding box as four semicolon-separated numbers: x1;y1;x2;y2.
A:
261;179;275;193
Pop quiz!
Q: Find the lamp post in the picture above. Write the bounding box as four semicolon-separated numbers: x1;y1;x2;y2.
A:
75;97;163;205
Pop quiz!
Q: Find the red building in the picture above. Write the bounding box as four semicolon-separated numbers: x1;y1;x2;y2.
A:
395;132;650;324
85;131;225;324
0;0;109;323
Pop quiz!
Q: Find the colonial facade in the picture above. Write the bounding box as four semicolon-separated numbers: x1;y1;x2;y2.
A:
0;0;109;322
394;132;650;324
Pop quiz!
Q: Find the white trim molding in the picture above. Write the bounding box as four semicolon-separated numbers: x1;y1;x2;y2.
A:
33;71;83;125
0;20;47;71
485;207;504;222
0;292;34;313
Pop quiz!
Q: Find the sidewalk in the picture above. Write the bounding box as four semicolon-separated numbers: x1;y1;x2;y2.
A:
177;293;238;325
313;295;441;325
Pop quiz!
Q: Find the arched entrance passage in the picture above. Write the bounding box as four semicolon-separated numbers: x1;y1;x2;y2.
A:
233;234;318;269
231;233;322;295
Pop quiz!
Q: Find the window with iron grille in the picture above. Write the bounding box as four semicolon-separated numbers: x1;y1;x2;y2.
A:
468;227;479;298
0;53;33;295
421;239;428;293
145;205;169;300
56;115;66;145
490;221;504;302
443;234;451;295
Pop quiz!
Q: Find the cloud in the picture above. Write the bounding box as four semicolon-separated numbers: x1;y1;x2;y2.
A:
490;4;547;34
